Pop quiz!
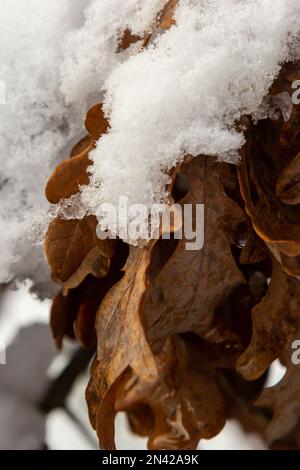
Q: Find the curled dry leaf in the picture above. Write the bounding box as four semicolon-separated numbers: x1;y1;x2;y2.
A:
46;102;109;204
238;61;300;278
239;118;300;260
45;215;114;285
115;335;231;450
45;101;113;288
51;276;100;350
45;143;92;204
255;326;300;446
85;103;109;141
95;245;159;391
237;258;300;381
276;152;300;206
61;246;110;293
86;358;122;450
51;252;126;350
85;157;249;449
50;289;78;349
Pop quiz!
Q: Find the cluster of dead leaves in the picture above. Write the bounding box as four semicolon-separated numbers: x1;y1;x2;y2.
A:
44;1;300;451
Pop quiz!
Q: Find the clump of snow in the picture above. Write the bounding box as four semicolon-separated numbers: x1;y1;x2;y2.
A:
0;0;162;289
78;0;300;243
60;0;167;112
0;0;89;290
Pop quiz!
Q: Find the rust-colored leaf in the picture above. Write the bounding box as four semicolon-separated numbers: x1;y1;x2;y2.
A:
45;148;91;204
85;103;109;141
62;246;110;293
50;289;77;349
159;0;178;30
237;258;300;380
95;245;158;387
238;62;300;278
115;335;237;450
118;29;142;52
45;215;114;284
70;135;94;158
86;359;123;450
255;333;300;445
276;152;300;205
46;102;108;204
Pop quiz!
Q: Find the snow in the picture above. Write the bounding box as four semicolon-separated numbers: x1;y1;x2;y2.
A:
80;0;300;242
0;0;166;289
0;0;88;290
60;0;167;111
0;0;299;286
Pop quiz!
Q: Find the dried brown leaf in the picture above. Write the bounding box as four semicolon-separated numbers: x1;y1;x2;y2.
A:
238;62;300;277
95;245;158;388
50;289;77;349
117;29;142;52
45;148;91;204
237;258;300;380
85;103;109;141
45;215;114;284
276;152;300;205
256;337;300;445
115;335;236;450
143;157;245;350
159;0;178;30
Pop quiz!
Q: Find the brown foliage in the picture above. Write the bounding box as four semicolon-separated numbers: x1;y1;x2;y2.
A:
43;11;300;450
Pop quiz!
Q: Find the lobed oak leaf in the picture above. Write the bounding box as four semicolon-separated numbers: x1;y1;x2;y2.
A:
142;157;245;351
